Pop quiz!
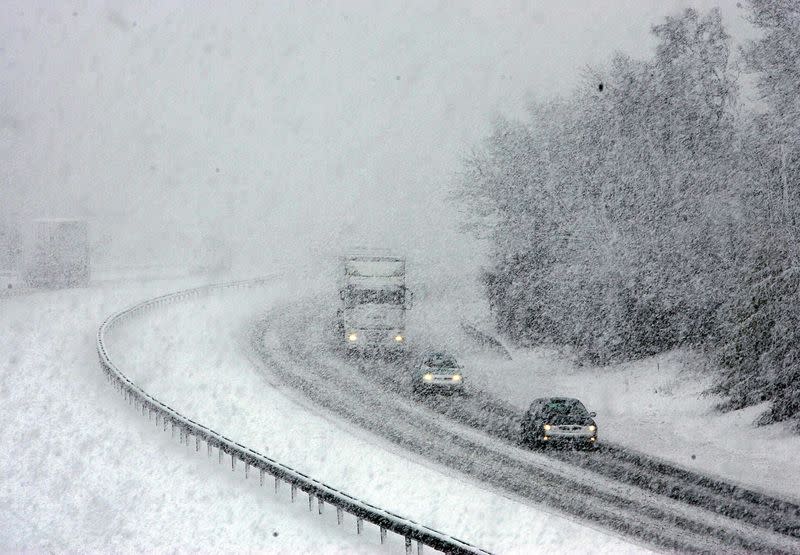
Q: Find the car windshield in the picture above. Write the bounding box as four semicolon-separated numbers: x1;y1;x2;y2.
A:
542;399;589;418
423;354;458;368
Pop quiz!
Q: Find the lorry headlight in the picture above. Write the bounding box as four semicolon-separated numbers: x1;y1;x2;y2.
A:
543;424;551;431
423;373;434;382
588;425;596;432
451;374;462;382
348;333;358;342
395;334;404;342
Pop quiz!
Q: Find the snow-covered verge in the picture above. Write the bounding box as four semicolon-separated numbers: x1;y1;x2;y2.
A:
463;347;800;502
415;291;800;503
0;278;395;553
106;282;648;554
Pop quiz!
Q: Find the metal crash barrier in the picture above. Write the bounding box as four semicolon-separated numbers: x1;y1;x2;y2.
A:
96;277;491;555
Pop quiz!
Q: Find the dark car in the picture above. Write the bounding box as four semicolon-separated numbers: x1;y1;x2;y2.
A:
412;351;464;394
520;397;598;449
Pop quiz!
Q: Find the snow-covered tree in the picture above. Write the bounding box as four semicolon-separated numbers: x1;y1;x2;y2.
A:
711;0;800;428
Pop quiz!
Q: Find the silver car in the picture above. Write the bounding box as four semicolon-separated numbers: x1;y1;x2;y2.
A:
412;351;465;394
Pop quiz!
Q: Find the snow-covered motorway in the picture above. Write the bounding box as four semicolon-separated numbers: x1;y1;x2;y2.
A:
253;296;800;554
99;278;650;553
5;277;797;552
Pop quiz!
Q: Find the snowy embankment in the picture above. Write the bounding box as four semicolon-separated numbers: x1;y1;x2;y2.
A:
0;278;378;553
411;290;800;502
0;278;645;553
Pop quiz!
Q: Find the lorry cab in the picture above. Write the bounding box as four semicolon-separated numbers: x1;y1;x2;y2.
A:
338;253;411;357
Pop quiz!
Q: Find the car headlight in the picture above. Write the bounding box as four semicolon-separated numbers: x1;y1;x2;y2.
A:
348;333;358;342
588;425;596;432
451;374;462;382
543;424;551;431
422;373;434;382
394;334;404;342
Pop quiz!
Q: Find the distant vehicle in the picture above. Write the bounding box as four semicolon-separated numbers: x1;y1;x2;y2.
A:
519;397;598;449
412;351;464;394
23;219;90;288
337;252;412;356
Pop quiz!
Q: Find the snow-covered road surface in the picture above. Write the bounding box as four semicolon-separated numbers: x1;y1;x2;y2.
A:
7;277;795;552
107;281;650;554
251;295;800;553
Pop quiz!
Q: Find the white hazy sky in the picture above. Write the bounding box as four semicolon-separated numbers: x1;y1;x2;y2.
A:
0;1;752;277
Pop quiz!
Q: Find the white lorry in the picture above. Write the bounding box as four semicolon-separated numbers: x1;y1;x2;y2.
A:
23;218;90;288
337;253;411;356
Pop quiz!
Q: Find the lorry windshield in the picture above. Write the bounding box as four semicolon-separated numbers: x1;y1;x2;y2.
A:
344;288;404;305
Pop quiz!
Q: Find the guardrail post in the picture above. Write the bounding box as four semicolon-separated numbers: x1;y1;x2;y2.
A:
417;540;423;554
163;417;168;432
308;493;313;511
245;462;249;479
357;518;363;535
195;436;200;452
231;454;236;471
274;476;279;493
380;527;386;544
259;469;264;486
172;422;176;438
337;507;343;525
291;484;297;502
219;447;224;464
405;537;412;554
318;498;323;515
207;442;212;457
